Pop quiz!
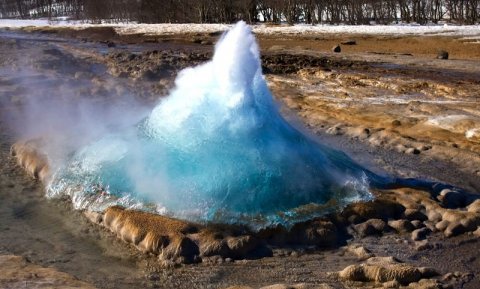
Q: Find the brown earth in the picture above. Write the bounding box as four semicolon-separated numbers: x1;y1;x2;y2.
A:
258;34;480;60
0;27;479;289
0;254;98;289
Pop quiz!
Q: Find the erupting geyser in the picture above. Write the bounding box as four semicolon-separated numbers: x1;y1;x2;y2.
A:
48;22;375;227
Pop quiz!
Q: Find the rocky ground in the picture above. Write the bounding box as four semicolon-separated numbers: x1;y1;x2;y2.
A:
0;27;479;289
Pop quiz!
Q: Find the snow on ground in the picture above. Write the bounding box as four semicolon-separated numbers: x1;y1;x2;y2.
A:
0;19;479;39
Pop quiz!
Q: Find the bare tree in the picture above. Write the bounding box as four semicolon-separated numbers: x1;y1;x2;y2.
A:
1;0;479;24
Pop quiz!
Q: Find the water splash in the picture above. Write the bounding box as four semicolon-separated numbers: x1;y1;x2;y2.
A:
48;21;375;227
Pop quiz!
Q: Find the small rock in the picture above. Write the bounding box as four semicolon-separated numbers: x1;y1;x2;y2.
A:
444;222;467;237
417;145;431;151
426;210;442;223
326;124;344;135
467;199;480;213
412;227;432;241
313;285;334;289
344;245;374;260
147;272;160;281
442;272;455;281
84;211;103;224
415;240;433;251
338;260;423;284
395;144;407;153
405;148;421;155
388;219;414;233
473;227;480;237
438;189;466;208
437;50;449;59
382;280;400;288
341;40;356;45
290;251;299;258
391;120;402;127
405;210;427;222
408;278;442;289
366;256;399;265
332;45;341;53
227;235;259;258
259;284;292;289
423;221;437;232
354;219;387;237
435;220;450;232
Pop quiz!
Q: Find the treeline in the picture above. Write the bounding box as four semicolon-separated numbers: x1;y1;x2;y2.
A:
1;0;479;24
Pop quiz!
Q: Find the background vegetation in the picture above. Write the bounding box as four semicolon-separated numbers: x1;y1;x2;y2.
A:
1;0;479;24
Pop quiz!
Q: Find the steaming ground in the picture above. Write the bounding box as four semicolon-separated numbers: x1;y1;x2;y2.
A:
0;26;479;288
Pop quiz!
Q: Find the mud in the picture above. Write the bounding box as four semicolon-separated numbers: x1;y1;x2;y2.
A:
0;28;479;289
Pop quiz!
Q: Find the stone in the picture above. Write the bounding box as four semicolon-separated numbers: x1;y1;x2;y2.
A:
10;140;51;183
257;225;288;246
441;273;454;282
406;278;442;289
383;280;400;288
226;235;259;258
84;211;103;225
332;45;341;53
354;219;387;237
258;284;324;289
259;284;292;289
438;189;466;208
388;219;415;233
326;124;344;135
341;40;357;45
349;127;371;140
473;227;480;237
423;221;437;232
411;228;432;241
103;206;199;262
195;230;231;257
287;219;338;247
444;222;468;237
414;240;433;251
418;267;439;278
440;210;480;237
437;50;449;60
344;245;374;260
405;148;421;155
336;257;438;286
365;256;399;265
404;209;427;222
391;120;402;127
158;235;199;263
342;198;405;222
411;220;425;229
338;262;423;285
426;210;442;223
435;220;449;232
467;199;480;213
147;272;160;281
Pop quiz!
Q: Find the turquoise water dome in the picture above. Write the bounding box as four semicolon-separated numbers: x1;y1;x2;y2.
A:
49;22;375;227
